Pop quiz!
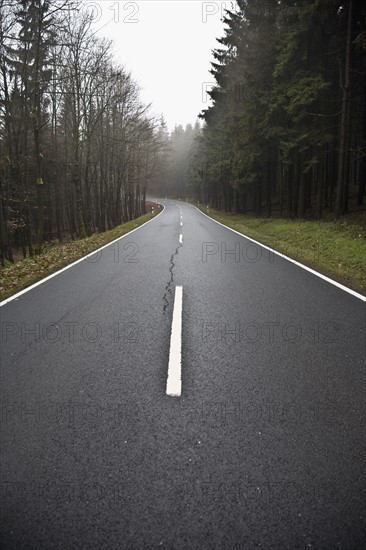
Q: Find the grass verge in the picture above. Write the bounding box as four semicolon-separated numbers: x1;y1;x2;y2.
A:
195;205;366;296
0;206;160;302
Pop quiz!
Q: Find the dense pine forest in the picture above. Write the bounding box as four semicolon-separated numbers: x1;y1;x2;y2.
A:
185;0;365;219
2;1;365;269
0;0;167;263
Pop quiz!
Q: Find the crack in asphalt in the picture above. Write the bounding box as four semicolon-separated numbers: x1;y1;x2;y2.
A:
163;241;182;314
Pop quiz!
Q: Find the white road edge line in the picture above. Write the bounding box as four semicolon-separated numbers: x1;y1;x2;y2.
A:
193;205;366;302
166;285;183;397
0;203;165;308
179;234;183;244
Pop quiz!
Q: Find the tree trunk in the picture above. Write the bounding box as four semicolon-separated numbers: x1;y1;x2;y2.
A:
0;196;13;265
335;0;353;218
357;81;366;206
266;161;272;217
297;169;306;219
256;175;262;217
316;155;323;220
32;15;46;255
287;164;293;218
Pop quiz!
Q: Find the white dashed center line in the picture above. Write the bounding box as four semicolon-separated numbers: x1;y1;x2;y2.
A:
166;286;183;397
179;234;183;244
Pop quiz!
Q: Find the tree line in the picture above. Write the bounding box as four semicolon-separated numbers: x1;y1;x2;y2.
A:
155;122;201;199
188;0;366;219
0;0;166;264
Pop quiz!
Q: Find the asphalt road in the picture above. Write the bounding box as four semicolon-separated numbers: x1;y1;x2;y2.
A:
1;199;365;549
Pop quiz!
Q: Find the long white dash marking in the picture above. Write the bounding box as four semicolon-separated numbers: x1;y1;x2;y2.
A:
166;286;183;397
179;234;183;244
180;221;183;227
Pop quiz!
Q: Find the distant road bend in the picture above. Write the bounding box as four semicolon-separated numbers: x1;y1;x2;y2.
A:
1;199;365;549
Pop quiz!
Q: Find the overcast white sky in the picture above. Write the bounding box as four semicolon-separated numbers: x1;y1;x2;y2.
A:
85;0;235;131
